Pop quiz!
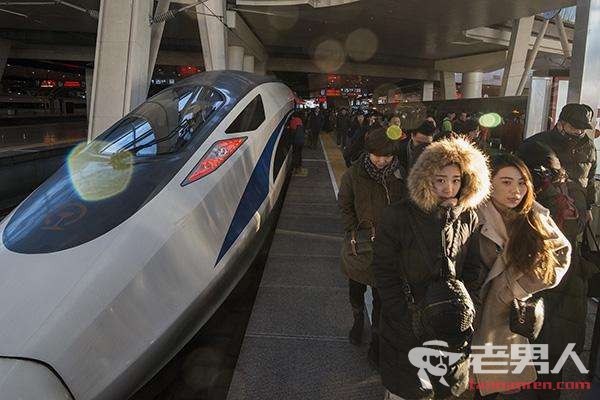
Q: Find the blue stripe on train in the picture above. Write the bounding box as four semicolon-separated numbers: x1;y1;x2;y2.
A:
215;116;288;266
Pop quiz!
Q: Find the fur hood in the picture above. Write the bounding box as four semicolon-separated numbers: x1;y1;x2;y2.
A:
408;137;490;213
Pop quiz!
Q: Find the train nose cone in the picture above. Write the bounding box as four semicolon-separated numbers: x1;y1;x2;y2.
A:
0;358;73;399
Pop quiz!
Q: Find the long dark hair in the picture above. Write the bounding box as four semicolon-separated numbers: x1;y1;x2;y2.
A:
491;154;557;285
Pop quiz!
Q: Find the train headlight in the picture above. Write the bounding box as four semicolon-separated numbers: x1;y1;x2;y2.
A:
0;358;73;399
182;137;247;185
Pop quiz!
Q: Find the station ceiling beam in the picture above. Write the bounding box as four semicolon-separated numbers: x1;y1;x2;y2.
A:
235;0;361;7
434;51;507;73
8;44;205;67
267;57;437;80
465;25;571;55
226;11;266;63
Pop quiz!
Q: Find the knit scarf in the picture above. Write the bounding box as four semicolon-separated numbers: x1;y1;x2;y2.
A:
363;153;399;184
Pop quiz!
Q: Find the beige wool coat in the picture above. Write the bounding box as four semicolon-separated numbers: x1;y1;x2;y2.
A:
471;201;571;395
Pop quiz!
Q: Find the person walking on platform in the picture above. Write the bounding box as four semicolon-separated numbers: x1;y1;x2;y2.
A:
395;119;436;172
517;103;597;399
289;112;306;176
467;154;571;399
343;112;370;167
441;111;456;134
348;111;368;143
307;107;324;149
453;111;469;135
373;137;490;400
338;127;406;370
337;108;351;147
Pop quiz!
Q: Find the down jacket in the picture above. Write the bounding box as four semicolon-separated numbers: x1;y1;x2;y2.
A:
372;138;490;399
469;201;571;396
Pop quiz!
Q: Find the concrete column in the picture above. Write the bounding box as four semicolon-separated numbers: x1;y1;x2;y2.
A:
85;67;93;120
228;45;244;70
440;71;456;100
501;16;534;97
462;72;483;98
88;0;152;140
196;0;227;71
567;0;600;112
243;55;255;73
254;60;266;75
0;39;10;88
147;0;171;89
422;81;434;101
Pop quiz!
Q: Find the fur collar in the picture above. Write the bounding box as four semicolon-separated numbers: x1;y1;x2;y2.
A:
407;137;490;213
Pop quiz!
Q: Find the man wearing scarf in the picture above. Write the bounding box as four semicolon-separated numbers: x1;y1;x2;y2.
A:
338;127;406;370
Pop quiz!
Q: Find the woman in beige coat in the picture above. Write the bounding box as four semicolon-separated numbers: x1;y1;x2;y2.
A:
469;154;571;399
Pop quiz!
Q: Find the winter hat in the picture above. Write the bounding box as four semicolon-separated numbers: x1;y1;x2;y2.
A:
415;120;437;136
559;103;594;130
364;127;398;156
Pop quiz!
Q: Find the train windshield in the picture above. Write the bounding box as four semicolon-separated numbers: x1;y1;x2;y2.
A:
95;85;224;157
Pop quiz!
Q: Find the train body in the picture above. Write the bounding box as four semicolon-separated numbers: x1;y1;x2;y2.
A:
0;71;294;399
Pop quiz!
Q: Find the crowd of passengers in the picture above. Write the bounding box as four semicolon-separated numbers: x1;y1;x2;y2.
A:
291;103;599;400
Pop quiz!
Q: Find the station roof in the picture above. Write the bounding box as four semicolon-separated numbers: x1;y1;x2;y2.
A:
0;0;576;76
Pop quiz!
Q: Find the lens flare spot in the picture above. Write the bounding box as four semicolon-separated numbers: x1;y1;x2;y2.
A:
479;113;502;128
345;28;378;62
267;6;299;31
67;141;134;201
386;125;403;140
313;39;346;73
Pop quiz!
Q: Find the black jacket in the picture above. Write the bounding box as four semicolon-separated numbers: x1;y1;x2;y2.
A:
373;138;490;398
373;201;479;398
518;127;597;215
517;128;597;355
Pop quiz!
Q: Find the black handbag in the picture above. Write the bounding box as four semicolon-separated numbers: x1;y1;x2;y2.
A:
401;213;475;350
340;221;376;286
509;296;544;341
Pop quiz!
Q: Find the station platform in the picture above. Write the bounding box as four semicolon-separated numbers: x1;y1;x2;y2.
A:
226;133;384;400
227;130;598;400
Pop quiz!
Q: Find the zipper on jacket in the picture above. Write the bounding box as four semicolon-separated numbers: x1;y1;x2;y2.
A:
382;179;391;204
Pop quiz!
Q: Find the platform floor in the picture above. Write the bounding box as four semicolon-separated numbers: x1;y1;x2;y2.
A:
226;135;383;400
227;131;596;400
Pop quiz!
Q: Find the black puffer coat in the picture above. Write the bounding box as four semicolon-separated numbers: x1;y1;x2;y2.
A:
373;138;490;399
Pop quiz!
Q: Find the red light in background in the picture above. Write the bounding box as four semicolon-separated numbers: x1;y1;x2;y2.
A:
41;80;56;88
326;89;341;97
63;81;81;88
182;137;247;185
178;66;200;77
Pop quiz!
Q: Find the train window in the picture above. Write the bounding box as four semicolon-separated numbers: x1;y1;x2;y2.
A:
225;95;265;134
95;85;224;156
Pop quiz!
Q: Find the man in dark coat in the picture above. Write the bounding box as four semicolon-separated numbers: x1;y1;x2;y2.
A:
517;103;598;399
337;108;351;147
343;113;370;167
395;119;436;172
307;108;324;149
453;111;469;135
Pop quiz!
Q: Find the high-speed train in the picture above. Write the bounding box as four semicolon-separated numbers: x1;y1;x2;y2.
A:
0;71;295;399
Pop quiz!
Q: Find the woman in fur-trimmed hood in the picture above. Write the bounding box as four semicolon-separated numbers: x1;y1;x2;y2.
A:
372;137;490;400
